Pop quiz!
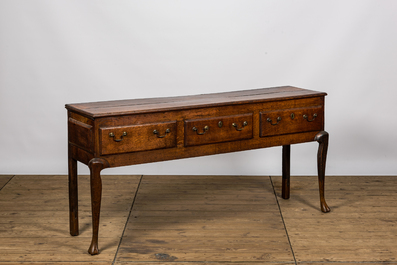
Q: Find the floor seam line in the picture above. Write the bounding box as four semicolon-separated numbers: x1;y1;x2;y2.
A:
112;174;143;265
0;175;16;191
270;175;297;265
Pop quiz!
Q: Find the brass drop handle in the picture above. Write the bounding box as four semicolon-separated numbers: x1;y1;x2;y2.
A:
303;113;317;122
232;121;248;131
109;131;127;142
153;128;171;138
192;125;209;135
267;117;281;125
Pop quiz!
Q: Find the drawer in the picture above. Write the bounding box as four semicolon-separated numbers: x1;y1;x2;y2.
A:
68;118;93;152
100;121;177;155
184;113;253;147
260;106;323;137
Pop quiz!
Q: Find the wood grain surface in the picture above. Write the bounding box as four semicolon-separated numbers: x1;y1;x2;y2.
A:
273;176;397;263
65;86;326;118
1;175;396;264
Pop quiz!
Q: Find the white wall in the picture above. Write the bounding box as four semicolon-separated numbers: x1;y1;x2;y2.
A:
1;0;396;176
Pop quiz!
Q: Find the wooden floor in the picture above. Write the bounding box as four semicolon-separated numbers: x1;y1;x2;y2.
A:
0;174;396;264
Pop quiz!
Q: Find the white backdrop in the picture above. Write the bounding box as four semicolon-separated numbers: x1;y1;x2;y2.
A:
1;0;396;176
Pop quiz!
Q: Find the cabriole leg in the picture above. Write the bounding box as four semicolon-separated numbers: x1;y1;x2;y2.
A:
282;145;291;199
88;158;109;255
315;131;331;213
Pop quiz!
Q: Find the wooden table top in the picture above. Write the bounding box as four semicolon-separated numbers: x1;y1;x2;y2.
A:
65;86;326;118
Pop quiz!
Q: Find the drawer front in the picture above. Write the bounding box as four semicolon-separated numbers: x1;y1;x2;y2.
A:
184;113;253;147
100;121;177;155
260;106;323;137
68;118;93;152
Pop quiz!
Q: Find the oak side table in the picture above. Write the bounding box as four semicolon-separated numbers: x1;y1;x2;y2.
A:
66;86;330;255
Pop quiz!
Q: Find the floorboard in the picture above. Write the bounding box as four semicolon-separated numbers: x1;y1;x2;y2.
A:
117;175;293;263
0;175;141;263
272;175;397;263
0;175;396;264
